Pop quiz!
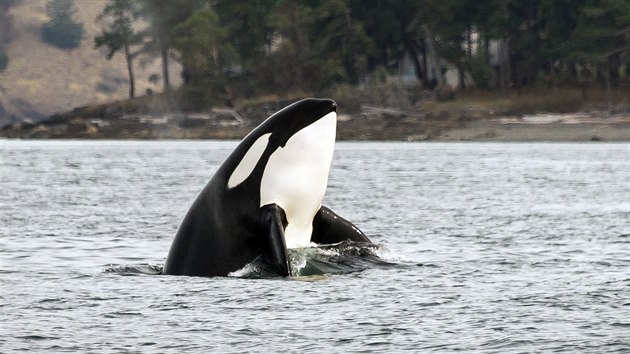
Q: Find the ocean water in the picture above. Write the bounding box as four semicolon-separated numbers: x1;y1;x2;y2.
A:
1;140;629;353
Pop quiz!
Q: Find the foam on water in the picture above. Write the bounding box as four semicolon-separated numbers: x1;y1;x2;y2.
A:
102;264;163;275
103;242;395;278
230;241;393;278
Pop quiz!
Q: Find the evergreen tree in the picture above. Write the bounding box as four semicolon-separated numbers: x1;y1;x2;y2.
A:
41;0;84;49
94;0;143;98
174;6;237;106
139;0;202;93
569;0;630;87
0;0;15;72
214;0;279;69
0;51;8;72
89;0;629;104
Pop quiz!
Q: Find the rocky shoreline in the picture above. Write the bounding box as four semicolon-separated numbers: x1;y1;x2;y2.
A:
2;98;629;142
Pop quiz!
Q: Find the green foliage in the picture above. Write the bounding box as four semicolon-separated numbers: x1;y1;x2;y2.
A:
95;0;144;98
41;20;84;49
137;0;202;91
569;0;630;60
94;0;142;59
0;51;8;72
41;0;84;49
92;0;629;108
174;7;236;106
469;52;493;89
214;1;277;67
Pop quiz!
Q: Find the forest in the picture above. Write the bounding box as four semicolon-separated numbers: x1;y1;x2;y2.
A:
13;0;630;109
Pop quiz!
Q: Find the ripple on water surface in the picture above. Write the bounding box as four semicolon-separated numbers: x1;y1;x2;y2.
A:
1;141;629;352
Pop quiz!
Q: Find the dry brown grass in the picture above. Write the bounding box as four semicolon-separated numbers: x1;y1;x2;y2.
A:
452;87;629;114
324;80;630;116
1;0;181;118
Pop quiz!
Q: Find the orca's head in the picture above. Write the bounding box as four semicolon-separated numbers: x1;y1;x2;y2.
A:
263;98;337;148
227;98;338;248
227;98;338;191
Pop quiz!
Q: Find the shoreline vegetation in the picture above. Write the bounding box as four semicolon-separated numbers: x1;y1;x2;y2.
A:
2;1;629;142
2;86;629;142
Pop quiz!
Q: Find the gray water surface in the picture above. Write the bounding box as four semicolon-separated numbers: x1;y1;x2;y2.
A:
1;140;629;352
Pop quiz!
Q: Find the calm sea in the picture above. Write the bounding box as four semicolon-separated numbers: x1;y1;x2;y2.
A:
1;140;629;352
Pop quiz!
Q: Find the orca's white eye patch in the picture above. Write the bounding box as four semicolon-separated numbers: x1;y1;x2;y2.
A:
228;133;271;189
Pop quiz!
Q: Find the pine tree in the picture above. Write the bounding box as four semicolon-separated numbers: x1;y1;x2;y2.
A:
41;0;84;49
174;7;235;106
95;0;143;98
139;0;200;93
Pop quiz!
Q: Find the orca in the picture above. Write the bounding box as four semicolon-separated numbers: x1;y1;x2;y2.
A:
163;98;372;277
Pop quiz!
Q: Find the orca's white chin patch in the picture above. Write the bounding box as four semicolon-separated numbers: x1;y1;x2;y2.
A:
261;111;337;248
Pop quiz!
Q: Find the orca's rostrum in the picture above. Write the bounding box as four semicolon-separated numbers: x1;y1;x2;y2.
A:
163;98;372;277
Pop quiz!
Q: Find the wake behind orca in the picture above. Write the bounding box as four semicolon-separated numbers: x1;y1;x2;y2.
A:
231;241;390;278
104;241;393;278
163;98;376;277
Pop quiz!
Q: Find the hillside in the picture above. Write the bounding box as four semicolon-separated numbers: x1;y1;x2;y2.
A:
0;0;181;128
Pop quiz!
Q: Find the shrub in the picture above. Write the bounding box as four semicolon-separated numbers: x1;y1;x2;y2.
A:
41;21;84;49
40;0;84;49
0;51;8;72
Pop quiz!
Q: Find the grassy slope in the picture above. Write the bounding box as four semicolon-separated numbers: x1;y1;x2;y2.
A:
0;0;180;124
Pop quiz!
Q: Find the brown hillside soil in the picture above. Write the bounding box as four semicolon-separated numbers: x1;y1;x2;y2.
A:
0;0;181;126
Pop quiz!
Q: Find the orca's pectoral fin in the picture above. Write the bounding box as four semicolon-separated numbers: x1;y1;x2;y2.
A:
311;206;372;245
261;204;291;276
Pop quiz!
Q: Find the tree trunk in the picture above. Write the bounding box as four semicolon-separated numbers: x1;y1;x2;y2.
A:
404;39;425;86
466;26;473;59
604;64;612;113
422;25;444;89
547;57;555;83
499;39;511;92
420;39;430;88
343;7;359;84
124;44;135;99
608;52;620;88
161;46;170;92
482;36;496;88
511;53;521;95
381;46;388;68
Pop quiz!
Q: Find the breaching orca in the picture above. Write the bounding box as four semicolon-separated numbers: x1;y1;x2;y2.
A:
163;98;372;277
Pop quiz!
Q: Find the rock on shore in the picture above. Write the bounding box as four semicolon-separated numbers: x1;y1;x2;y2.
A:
2;99;629;142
